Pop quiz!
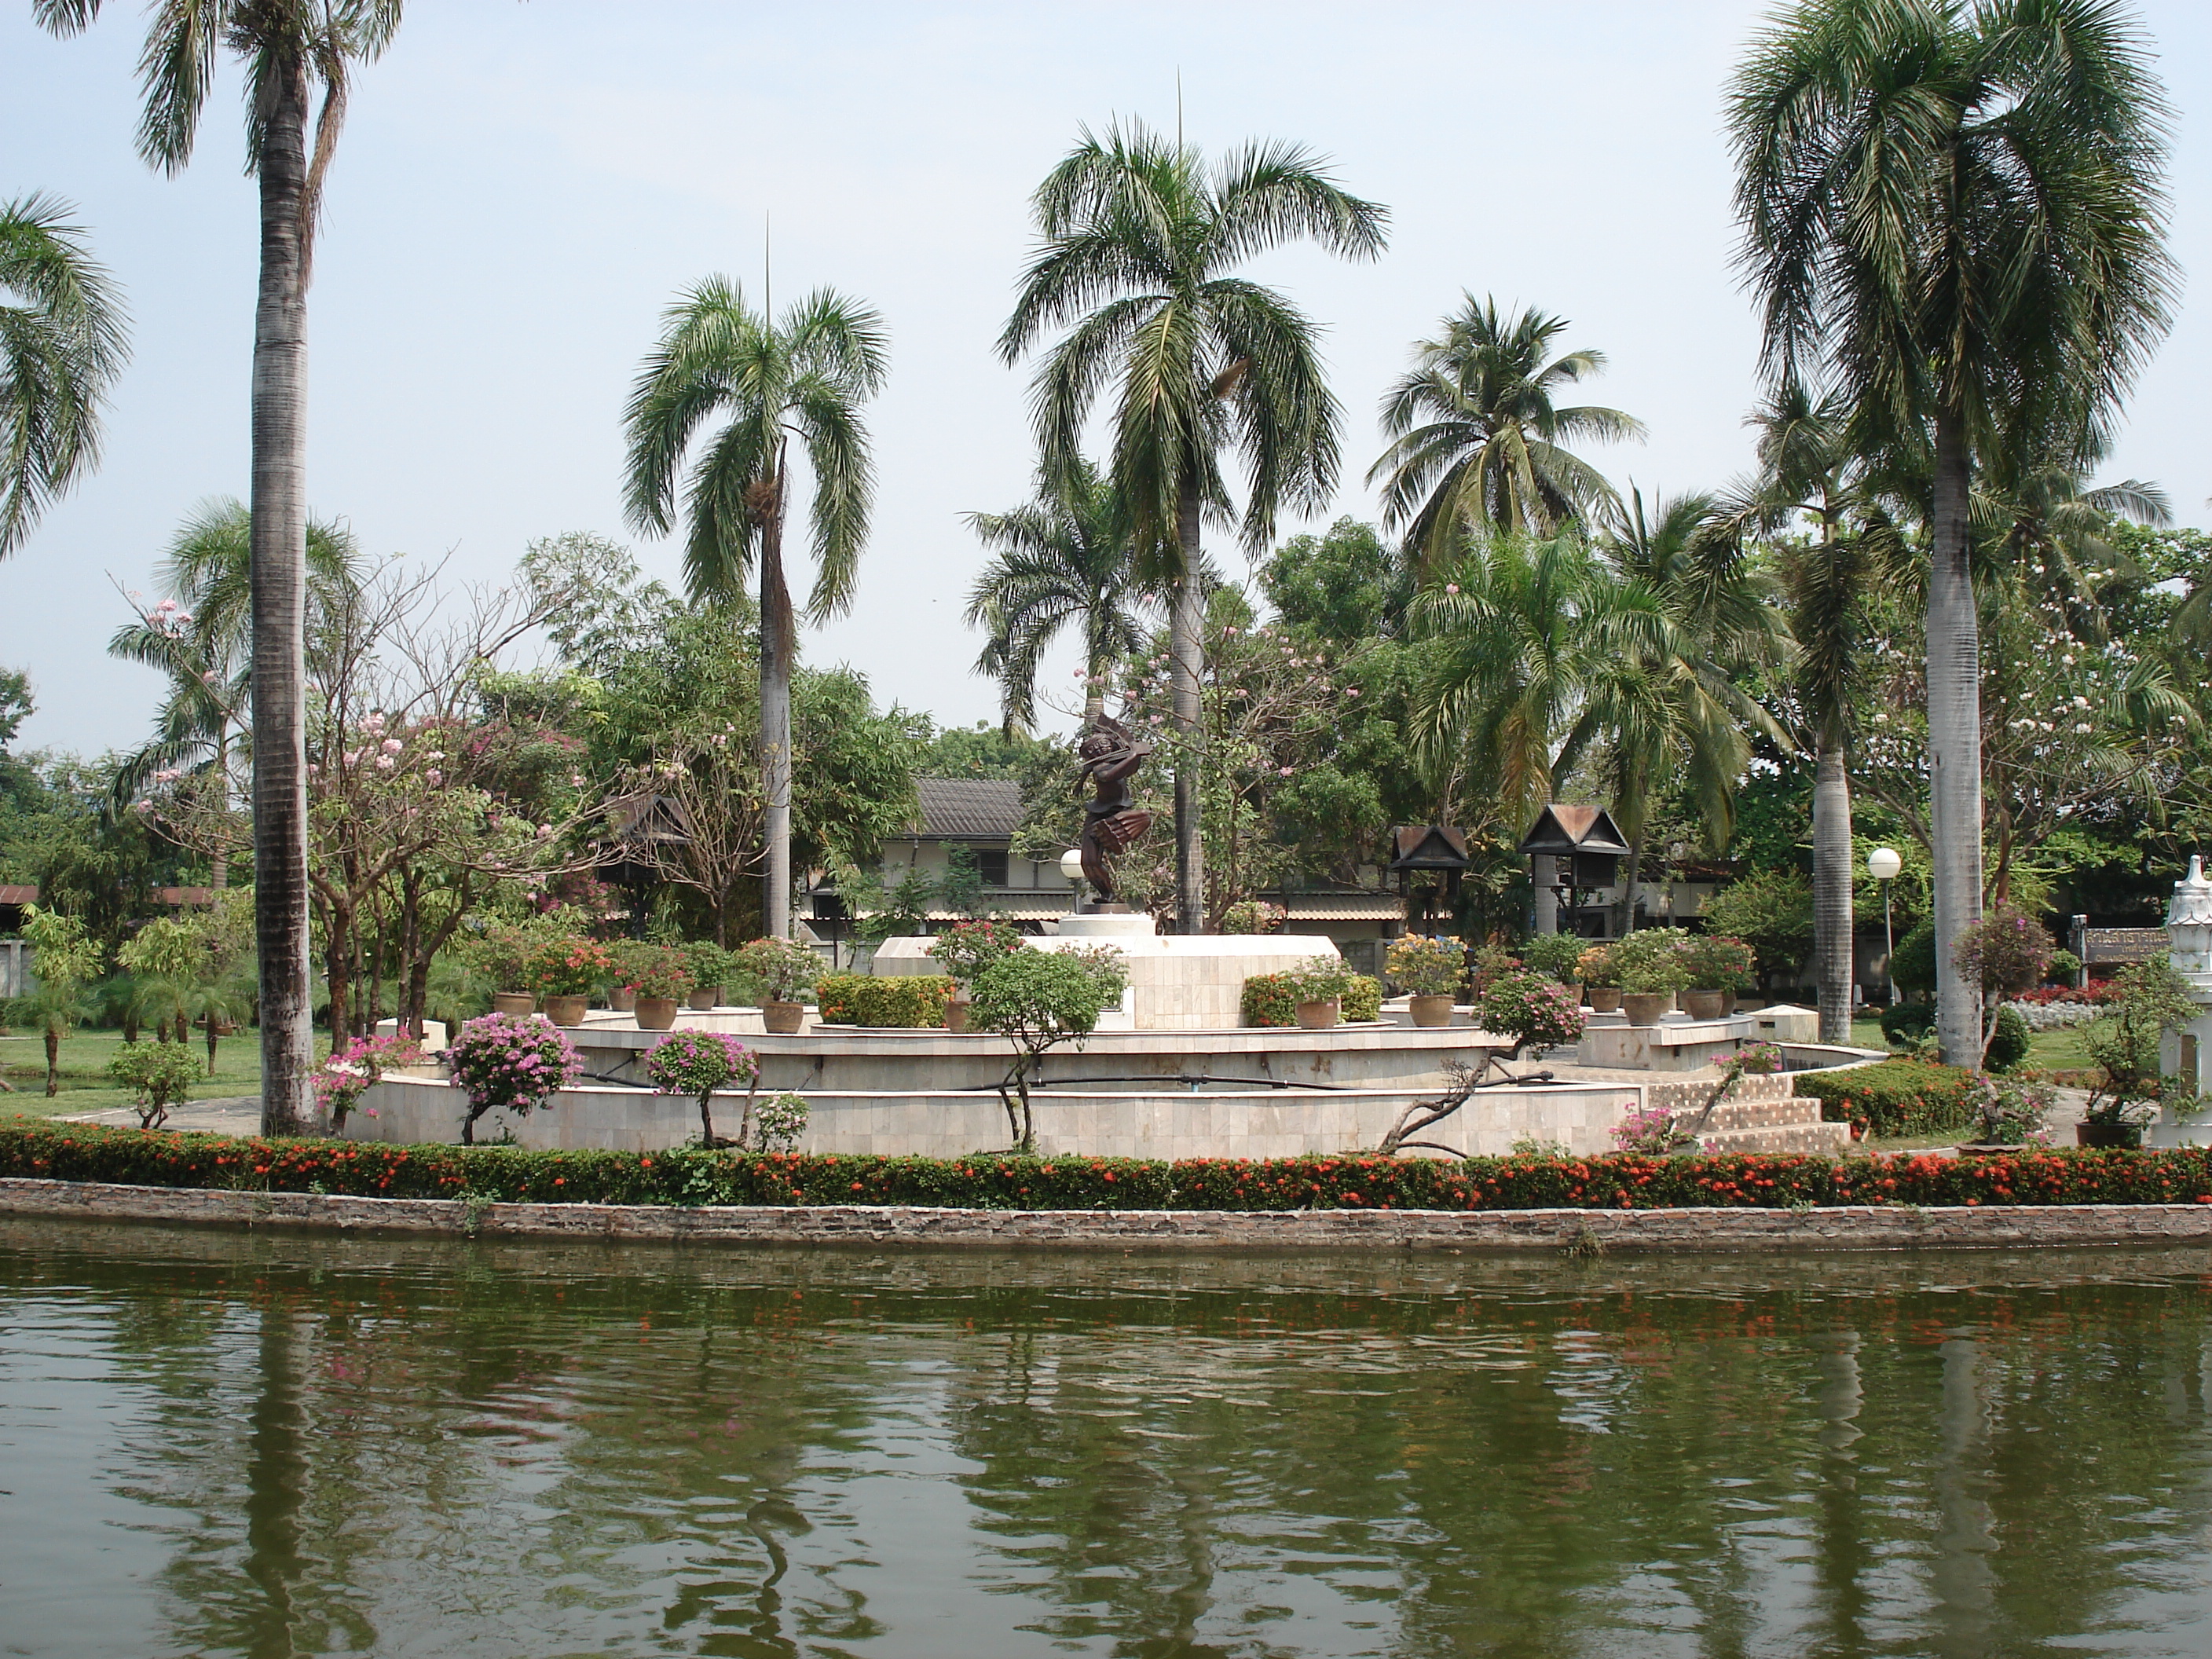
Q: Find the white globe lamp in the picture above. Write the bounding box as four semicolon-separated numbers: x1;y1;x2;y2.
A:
1867;847;1903;881
1868;847;1903;1005
1060;848;1086;884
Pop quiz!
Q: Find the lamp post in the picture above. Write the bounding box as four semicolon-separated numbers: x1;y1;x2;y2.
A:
1868;847;1903;1006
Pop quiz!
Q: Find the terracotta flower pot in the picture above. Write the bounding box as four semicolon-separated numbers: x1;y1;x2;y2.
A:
610;989;637;1014
1683;989;1730;1021
2075;1121;2142;1149
762;1000;805;1035
1588;987;1623;1014
634;996;678;1031
1408;994;1455;1028
491;991;536;1017
1295;998;1341;1030
542;994;588;1027
943;996;971;1033
1621;991;1674;1027
687;987;723;1011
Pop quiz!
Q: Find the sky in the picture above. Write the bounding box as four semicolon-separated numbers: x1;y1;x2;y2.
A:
5;0;2209;759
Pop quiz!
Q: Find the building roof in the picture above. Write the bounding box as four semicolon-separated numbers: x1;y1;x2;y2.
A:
1518;804;1632;857
0;884;37;906
1283;892;1407;922
913;777;1025;840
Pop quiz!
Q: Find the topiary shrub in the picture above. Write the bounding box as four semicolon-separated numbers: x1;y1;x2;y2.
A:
1984;1004;2031;1073
815;972;958;1027
1793;1059;1982;1141
1890;918;1937;994
1878;1001;1936;1047
1342;975;1382;1023
1240;972;1299;1027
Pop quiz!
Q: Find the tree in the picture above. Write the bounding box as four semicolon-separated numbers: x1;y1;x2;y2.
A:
42;0;409;1133
965;461;1155;731
9;904;104;1097
1370;295;1643;568
1729;0;2177;1064
968;946;1127;1152
624;278;888;941
1;193;127;555
1000;121;1386;932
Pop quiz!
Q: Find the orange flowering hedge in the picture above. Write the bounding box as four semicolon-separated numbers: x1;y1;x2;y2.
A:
4;1121;2212;1210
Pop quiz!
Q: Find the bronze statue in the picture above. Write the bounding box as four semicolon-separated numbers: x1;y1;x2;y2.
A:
1075;712;1154;905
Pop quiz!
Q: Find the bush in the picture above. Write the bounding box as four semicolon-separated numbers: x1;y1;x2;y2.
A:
106;1042;202;1130
1577;943;1621;988
1681;934;1758;991
1612;927;1694;993
1241;970;1382;1026
445;1013;581;1144
1342;975;1382;1023
1792;1059;1983;1140
1282;956;1361;1005
1954;905;2055;998
1385;936;1464;997
522;937;616;998
13;1119;2212;1212
1985;1004;2030;1073
732;936;822;1002
924;920;1027;986
1476;970;1585;1057
1220;900;1286;935
1878;1002;1936;1046
1518;933;1589;983
1698;868;1815;976
1891;919;1937;994
815;972;957;1027
645;1030;759;1147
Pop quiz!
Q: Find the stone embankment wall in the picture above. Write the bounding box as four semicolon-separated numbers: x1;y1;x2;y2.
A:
7;1177;2210;1252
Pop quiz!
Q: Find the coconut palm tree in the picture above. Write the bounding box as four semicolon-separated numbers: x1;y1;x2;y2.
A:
40;0;408;1132
107;497;363;820
624;279;888;939
1369;297;1643;572
964;462;1158;733
1728;0;2176;1064
1000;121;1386;932
1;193;127;556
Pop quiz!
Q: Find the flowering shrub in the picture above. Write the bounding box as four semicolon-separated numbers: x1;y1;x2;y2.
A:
13;1121;2212;1212
925;920;1028;986
522;937;615;998
1611;1105;1689;1154
1281;956;1361;1006
445;1013;580;1144
1681;935;1758;991
1953;906;2055;997
621;947;694;1002
1386;936;1466;997
1793;1059;1982;1141
734;936;822;1002
1518;933;1589;983
313;1033;427;1132
1221;900;1287;935
816;972;957;1027
1734;1041;1786;1075
1612;927;1694;993
646;1029;759;1147
683;940;737;994
1577;943;1622;988
1972;1075;2055;1146
1477;970;1586;1057
106;1042;202;1130
754;1092;810;1152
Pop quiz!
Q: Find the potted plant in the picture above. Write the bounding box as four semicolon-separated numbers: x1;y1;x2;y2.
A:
606;939;656;1013
1386;936;1465;1027
445;1011;580;1144
926;919;1027;1031
1613;927;1692;1026
524;936;615;1027
476;921;540;1016
734;936;822;1034
1577;943;1622;1013
1476;969;1586;1059
645;1028;759;1148
683;940;732;1010
627;948;694;1031
1679;934;1756;1021
1284;957;1359;1029
1518;933;1590;1003
2078;958;2198;1148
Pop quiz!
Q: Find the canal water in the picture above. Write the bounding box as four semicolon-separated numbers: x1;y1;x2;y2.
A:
4;1221;2212;1657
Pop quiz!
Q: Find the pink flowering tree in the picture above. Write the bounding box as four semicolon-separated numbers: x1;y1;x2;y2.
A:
1952;906;2056;1066
445;1013;580;1144
645;1029;760;1148
313;1032;427;1134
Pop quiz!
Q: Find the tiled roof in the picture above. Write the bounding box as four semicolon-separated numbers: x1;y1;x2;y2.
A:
1282;892;1407;921
913;777;1024;839
0;884;37;905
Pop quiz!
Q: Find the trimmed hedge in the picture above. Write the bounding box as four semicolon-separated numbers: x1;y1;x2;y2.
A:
1242;972;1384;1027
1793;1059;1982;1139
816;972;956;1028
6;1120;2212;1211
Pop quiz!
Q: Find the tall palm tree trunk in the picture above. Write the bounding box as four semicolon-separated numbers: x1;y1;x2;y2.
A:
1170;478;1204;932
1927;406;1983;1066
1811;726;1855;1043
760;496;795;940
251;56;317;1136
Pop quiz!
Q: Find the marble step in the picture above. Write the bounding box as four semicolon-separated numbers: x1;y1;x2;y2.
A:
1694;1119;1855;1155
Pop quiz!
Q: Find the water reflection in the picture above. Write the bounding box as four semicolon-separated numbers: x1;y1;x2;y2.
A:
2;1224;2211;1657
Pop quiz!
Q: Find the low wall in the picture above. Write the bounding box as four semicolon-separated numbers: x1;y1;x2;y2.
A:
8;1177;2212;1252
350;1075;1648;1159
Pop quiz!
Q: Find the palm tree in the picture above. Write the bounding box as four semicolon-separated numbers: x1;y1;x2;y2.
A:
1;193;128;555
1000;121;1386;932
1728;0;2176;1064
964;462;1156;732
41;0;407;1133
107;497;363;822
624;279;888;939
1370;296;1643;572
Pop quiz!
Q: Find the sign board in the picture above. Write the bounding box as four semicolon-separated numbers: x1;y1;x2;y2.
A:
2078;926;2170;965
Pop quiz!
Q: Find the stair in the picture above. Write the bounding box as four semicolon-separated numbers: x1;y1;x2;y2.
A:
1684;1091;1851;1155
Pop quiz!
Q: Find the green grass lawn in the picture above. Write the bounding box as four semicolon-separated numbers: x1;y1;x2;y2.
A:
0;1028;262;1122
